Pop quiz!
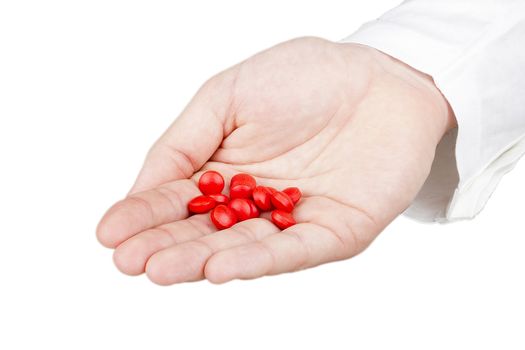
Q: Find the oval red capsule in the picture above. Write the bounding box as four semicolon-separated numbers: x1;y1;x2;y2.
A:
282;187;302;204
188;195;217;214
271;210;296;230
252;186;273;211
210;204;238;230
270;191;294;212
228;198;253;221
198;170;225;195
230;184;254;199
230;173;256;188
208;193;229;205
229;173;256;199
267;187;278;195
247;199;260;218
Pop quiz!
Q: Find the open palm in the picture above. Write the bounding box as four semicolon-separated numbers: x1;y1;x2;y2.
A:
97;37;453;285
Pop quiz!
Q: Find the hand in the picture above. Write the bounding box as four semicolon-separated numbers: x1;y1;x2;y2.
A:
97;37;455;285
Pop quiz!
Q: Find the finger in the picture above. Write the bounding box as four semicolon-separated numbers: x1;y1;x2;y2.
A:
203;223;342;283
97;179;200;248
113;214;216;276
129;69;238;194
204;196;378;283
145;218;279;285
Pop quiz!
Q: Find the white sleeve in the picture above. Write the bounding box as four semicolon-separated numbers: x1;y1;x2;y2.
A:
341;0;525;222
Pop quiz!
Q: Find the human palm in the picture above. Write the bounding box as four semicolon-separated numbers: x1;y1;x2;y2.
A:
97;37;454;285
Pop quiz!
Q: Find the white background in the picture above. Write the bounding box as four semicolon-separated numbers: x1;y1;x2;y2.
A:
0;1;523;349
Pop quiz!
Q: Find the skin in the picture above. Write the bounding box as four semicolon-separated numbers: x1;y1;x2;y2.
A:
97;37;456;285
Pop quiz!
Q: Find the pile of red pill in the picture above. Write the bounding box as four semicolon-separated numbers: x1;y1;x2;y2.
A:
187;171;301;230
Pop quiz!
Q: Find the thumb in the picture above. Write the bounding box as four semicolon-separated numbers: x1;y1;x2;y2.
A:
129;70;236;194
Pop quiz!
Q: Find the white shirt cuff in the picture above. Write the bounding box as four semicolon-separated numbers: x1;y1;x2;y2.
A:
340;0;525;222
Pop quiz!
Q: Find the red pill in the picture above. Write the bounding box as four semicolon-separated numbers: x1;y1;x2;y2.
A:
267;187;278;195
252;186;273;211
270;191;294;212
271;210;296;230
283;187;302;204
210;205;237;230
230;173;256;188
247;199;260;218
198;170;224;195
228;198;253;221
229;173;256;199
188;195;216;214
230;184;254;199
208;193;229;205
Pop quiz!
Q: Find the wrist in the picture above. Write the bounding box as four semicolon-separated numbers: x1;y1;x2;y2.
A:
369;45;457;134
340;43;457;140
